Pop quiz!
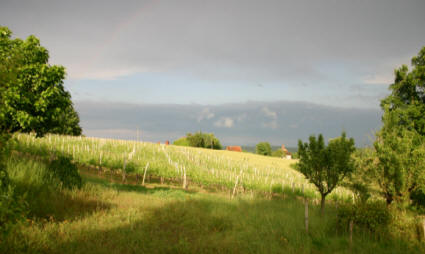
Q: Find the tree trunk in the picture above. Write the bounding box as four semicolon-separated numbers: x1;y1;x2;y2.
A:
385;193;393;206
320;194;326;216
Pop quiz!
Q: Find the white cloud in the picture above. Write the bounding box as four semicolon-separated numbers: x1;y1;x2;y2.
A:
197;108;215;122
214;117;234;128
363;74;393;85
262;106;277;119
262;106;278;129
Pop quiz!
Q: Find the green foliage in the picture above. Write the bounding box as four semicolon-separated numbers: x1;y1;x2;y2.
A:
49;104;82;136
373;125;425;206
380;46;425;136
271;148;285;158
173;137;190;146
0;26;81;137
373;46;425;208
337;201;390;234
0;185;27;237
297;132;355;213
256;142;272;156
185;132;222;150
346;148;378;204
48;155;82;189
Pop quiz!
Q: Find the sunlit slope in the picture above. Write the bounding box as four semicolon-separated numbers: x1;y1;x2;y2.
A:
14;133;351;200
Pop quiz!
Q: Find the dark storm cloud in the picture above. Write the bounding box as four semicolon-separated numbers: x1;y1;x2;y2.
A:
75;100;381;147
1;0;424;82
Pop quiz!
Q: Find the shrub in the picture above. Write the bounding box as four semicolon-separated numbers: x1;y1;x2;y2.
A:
0;185;27;237
48;155;82;189
337;201;390;234
256;142;272;156
272;149;285;158
183;132;222;150
173;137;190;147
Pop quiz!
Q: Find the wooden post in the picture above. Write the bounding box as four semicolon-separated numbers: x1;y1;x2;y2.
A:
142;162;149;186
349;220;353;249
182;166;187;189
231;174;240;199
305;198;309;234
122;158;127;183
292;182;295;193
422;217;425;241
98;152;103;174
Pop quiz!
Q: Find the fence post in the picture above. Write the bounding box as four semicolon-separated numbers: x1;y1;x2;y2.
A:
422;217;425;241
349;220;353;249
122;158;126;183
142;162;149;186
305;198;309;234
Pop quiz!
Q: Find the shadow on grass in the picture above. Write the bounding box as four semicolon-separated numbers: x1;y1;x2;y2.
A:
11;196;424;254
12;180;114;222
83;173;199;197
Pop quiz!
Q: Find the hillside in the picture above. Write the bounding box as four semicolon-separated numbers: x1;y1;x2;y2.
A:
12;133;351;201
2;134;424;253
241;145;298;154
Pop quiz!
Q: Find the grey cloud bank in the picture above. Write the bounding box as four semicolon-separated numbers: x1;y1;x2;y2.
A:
1;0;422;143
75;100;381;147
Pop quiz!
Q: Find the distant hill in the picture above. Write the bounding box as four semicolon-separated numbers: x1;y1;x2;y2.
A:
240;145;297;154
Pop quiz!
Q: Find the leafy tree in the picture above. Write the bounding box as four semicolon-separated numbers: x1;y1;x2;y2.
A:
0;26;81;137
185;132;222;150
256;142;272;156
347;148;377;204
50;104;82;136
373;46;425;207
380;46;425;136
297;132;355;215
0;26;82;236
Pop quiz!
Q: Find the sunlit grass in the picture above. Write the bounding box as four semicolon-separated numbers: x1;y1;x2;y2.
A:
4;167;421;253
12;133;353;202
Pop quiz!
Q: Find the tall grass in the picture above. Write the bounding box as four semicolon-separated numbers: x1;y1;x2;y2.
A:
3;169;422;254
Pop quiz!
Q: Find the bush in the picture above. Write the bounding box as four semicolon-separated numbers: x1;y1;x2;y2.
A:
184;132;222;150
173;137;190;147
256;142;272;156
410;189;425;213
0;185;27;237
48;155;82;189
272;149;285;158
337;201;390;234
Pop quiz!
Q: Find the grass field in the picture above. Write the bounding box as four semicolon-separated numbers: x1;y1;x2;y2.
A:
3;153;422;254
3;134;424;253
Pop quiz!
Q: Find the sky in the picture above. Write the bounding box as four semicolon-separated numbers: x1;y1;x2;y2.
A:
1;0;425;146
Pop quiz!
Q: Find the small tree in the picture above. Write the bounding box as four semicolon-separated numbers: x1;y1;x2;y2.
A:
256;142;272;156
185;132;222;150
297;132;355;215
